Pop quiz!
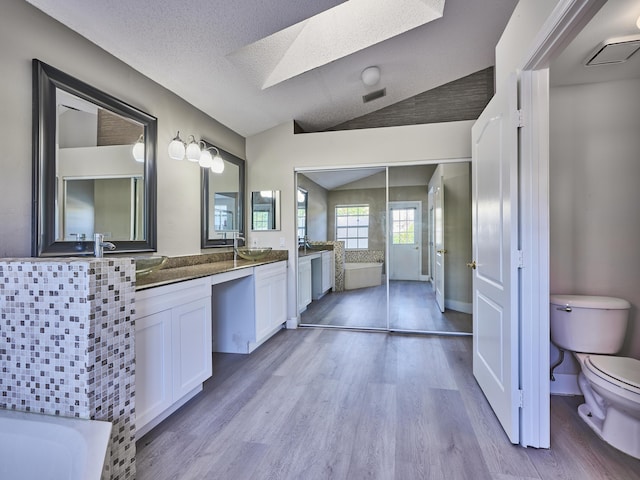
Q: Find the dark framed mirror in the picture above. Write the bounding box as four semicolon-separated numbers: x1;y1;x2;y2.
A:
200;140;245;247
251;190;280;231
297;187;308;245
32;59;157;256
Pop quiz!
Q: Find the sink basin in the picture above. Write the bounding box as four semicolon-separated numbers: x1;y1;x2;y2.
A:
135;256;168;276
235;247;272;261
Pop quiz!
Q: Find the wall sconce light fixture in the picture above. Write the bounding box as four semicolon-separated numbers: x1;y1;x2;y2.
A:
132;134;145;163
168;131;225;173
168;131;186;160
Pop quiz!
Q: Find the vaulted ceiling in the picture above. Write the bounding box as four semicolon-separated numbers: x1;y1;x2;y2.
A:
26;0;518;137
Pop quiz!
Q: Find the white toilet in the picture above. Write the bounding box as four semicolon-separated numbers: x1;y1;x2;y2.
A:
550;294;640;459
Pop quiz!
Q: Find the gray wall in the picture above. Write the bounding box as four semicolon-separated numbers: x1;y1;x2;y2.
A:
550;78;640;361
326;68;494;132
0;0;244;257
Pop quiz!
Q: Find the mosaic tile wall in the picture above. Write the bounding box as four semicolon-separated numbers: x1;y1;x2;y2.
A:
0;258;136;480
344;249;385;265
309;241;345;292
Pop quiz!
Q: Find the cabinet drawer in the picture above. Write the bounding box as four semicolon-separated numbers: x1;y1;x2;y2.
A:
254;260;286;280
136;277;210;317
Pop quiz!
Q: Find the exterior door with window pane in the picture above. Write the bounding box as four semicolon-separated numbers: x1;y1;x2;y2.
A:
389;201;421;281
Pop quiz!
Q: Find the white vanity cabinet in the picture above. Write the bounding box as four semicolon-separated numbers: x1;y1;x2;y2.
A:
298;256;312;313
310;250;334;301
135;277;212;436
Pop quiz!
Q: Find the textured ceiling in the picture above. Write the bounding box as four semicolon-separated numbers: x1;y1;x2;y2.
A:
26;0;518;137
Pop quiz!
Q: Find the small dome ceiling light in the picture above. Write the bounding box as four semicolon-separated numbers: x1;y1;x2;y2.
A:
361;66;381;86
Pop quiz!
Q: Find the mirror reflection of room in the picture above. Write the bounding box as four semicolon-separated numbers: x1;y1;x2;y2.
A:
207;161;240;239
251;191;280;231
57;89;145;242
297;163;472;334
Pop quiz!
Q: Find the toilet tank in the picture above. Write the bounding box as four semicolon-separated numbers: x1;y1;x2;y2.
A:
550;295;630;354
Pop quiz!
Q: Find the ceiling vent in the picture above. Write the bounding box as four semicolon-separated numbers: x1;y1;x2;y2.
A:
585;35;640;66
362;88;386;103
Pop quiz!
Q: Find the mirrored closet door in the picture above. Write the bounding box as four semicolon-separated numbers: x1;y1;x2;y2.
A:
296;162;472;335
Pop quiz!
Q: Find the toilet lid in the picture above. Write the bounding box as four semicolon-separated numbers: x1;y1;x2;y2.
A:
550;294;630;310
586;355;640;391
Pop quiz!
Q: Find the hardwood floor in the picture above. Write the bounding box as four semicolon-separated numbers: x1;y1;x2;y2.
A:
301;280;472;333
136;329;640;480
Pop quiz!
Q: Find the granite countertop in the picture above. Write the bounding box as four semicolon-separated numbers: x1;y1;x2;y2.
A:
298;249;328;257
135;251;288;291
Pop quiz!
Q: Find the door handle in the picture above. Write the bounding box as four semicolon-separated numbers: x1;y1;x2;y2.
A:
466;261;477;270
437;249;447;254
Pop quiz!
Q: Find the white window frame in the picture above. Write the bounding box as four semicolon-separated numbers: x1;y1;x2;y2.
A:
335;204;369;250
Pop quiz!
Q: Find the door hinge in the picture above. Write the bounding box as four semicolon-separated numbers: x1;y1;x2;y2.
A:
516;250;524;269
518;389;524;409
515;109;525;128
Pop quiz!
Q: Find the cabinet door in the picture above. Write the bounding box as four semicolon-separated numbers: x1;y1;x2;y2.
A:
135;309;172;430
298;258;312;312
322;251;333;293
255;277;272;342
255;262;287;343
270;268;287;329
171;297;212;400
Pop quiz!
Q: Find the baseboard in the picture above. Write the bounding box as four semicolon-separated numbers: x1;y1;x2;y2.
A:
420;274;430;282
550;373;582;396
445;299;472;314
286;317;299;329
137;385;202;438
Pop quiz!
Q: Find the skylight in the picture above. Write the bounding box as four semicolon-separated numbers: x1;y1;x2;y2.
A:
228;0;445;89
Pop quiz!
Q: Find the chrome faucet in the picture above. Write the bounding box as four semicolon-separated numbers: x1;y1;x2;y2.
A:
233;232;245;260
93;233;116;258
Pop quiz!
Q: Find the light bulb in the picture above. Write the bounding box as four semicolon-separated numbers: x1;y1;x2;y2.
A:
168;131;185;160
210;153;225;174
132;135;145;163
185;136;201;162
199;149;213;168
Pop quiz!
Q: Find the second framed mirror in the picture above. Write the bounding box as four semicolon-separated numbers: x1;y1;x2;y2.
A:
251;191;280;231
201;142;245;248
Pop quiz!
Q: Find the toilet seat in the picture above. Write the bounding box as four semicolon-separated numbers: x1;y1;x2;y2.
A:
584;355;640;395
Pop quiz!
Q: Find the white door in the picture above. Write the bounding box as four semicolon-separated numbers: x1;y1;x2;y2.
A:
433;179;445;312
471;75;520;444
389;201;421;281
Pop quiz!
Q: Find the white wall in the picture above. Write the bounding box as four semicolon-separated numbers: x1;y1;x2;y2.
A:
246;120;474;321
550;78;640;361
495;0;560;88
0;0;244;258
